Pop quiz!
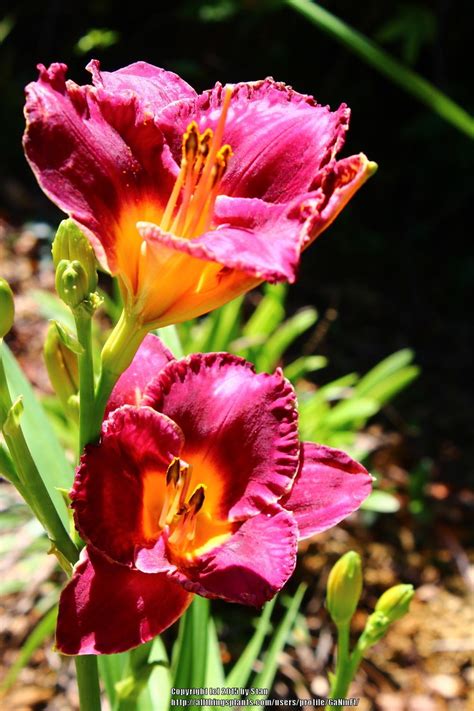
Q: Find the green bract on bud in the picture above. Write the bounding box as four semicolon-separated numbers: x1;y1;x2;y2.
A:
358;610;388;651
44;322;79;415
375;584;414;624
52;219;98;294
327;551;363;626
0;278;15;338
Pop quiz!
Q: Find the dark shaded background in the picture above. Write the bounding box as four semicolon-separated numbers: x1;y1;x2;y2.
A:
0;0;472;481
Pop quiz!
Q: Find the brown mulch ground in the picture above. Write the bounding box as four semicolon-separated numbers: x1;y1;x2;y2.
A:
0;221;472;710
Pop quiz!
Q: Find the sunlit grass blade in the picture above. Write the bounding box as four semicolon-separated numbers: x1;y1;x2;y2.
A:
284;355;327;382
155;325;185;358
226;596;276;688
172;597;210;707
355;349;414;395
287;0;474;138
0;603;57;694
147;636;172;710
243;284;287;340
98;653;130;710
1;343;73;527
255;307;318;372
249;583;307;699
206;614;226;687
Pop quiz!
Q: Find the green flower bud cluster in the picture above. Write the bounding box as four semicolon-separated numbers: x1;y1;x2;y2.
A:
52;219;99;312
0;278;15;338
325;552;415;701
326;550;414;647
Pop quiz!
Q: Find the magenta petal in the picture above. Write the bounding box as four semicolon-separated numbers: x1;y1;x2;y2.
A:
143;353;300;519
281;443;372;540
172;505;298;606
139;193;303;282
159;79;349;203
56;547;192;655
105;334;174;417
72;406;183;566
23;63;174;271
87;59;196;110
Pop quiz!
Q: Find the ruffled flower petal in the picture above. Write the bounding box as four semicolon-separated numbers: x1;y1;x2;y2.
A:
158;80;350;203
23;62;175;276
281;442;372;540
105;334;174;417
87;59;196;110
143;353;300;519
139;151;374;288
56;547;192;655
169;504;298;607
72;406;183;566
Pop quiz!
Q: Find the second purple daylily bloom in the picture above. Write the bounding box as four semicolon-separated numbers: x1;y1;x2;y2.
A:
57;335;372;655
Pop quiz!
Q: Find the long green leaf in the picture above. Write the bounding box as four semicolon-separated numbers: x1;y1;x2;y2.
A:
155;325;184;358
0;604;57;693
355;349;414;396
1;344;72;527
172;597;209;706
256;308;318;372
284;355;327;382
243;284;287;339
324;396;379;429
358;366;420;405
98;653;130;710
226;597;276;688
249;584;307;699
206;615;226;688
147;636;171;710
287;0;474;138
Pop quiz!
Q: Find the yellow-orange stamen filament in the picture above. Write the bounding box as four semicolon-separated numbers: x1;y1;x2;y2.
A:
168;485;206;548
160;87;234;239
159;458;193;529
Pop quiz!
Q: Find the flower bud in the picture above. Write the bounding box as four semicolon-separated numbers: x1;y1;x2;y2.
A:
327;551;363;626
0;278;14;337
44;322;79;415
52;219;98;294
375;584;414;623
56;259;91;309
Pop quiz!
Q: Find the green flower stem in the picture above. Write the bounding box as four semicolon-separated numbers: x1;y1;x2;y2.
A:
326;622;352;705
72;309;104;709
0;347;78;566
74;311;96;456
286;0;474;138
75;655;102;711
93;310;147;440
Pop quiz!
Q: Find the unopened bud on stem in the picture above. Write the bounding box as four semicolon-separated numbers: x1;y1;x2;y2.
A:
52;219;98;294
56;259;90;309
44;323;79;417
375;584;414;623
0;278;14;338
358;584;414;651
327;551;363;626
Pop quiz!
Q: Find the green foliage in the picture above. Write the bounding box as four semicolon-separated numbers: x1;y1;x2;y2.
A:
75;28;120;55
1;343;73;527
286;0;474;138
